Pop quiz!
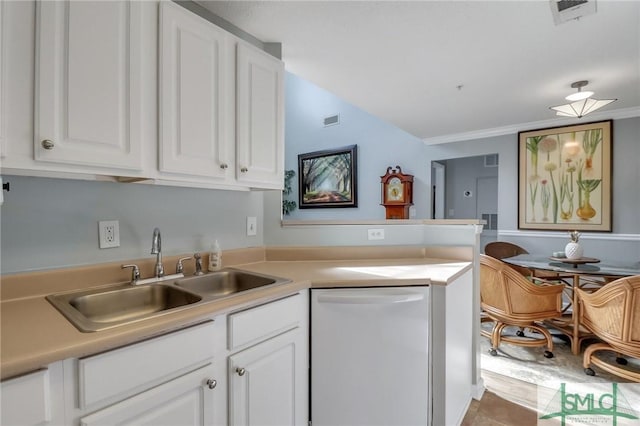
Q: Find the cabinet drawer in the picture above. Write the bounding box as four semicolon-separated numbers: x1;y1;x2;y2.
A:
228;293;302;350
78;321;215;408
1;369;51;425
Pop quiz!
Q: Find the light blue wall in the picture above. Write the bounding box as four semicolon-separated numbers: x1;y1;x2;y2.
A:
283;72;428;220
0;176;265;274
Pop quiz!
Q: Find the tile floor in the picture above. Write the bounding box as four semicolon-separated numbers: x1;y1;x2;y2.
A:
461;389;537;426
462;370;539;426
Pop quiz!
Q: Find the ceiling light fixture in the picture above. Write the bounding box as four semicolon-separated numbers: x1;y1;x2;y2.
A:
564;80;593;101
550;80;617;118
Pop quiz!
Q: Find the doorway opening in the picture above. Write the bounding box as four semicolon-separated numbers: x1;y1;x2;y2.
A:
430;154;499;250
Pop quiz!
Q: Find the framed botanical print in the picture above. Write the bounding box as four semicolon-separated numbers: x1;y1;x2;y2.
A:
518;120;612;231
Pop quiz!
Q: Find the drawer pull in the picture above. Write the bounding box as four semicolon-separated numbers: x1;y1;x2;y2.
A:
206;378;217;389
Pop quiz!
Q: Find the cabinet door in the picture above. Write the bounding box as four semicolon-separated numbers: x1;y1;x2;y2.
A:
159;1;233;180
80;362;217;426
34;1;142;170
229;329;304;426
236;42;284;189
0;363;65;426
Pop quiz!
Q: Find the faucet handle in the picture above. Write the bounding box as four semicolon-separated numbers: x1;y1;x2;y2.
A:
121;264;140;284
176;257;191;274
193;253;204;275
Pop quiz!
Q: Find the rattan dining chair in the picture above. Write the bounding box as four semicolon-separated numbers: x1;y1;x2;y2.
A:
577;275;640;382
484;241;572;283
480;254;565;358
484;241;532;276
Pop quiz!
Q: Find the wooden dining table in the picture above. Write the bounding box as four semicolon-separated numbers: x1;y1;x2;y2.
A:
501;254;640;355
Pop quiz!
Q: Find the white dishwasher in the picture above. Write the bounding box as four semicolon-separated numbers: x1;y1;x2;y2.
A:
311;286;430;426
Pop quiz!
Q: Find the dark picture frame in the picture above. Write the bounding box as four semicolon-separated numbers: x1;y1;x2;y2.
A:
518;120;612;231
298;145;358;208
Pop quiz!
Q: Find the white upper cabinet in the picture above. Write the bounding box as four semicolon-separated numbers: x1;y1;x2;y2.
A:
236;42;284;189
159;4;284;190
3;0;284;189
34;0;143;171
159;1;233;181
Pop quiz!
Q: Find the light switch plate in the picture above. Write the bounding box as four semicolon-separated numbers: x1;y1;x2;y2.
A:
246;217;257;236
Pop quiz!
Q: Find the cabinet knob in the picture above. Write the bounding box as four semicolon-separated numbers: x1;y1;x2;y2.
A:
240;167;248;173
206;379;217;389
220;163;228;170
236;367;246;376
41;139;55;150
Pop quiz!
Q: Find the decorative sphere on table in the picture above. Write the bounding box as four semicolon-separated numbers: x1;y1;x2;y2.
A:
565;231;583;260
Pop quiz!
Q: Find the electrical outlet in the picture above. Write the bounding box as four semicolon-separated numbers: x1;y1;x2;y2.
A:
99;220;120;249
367;228;385;240
247;216;257;236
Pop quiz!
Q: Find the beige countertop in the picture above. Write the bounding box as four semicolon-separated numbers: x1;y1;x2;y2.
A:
0;246;472;380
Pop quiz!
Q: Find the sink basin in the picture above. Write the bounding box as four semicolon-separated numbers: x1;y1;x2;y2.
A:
175;269;290;298
47;284;202;332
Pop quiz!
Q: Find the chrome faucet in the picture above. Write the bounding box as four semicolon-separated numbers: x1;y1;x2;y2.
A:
151;227;164;278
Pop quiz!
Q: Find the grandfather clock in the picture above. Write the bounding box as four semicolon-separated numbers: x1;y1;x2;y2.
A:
380;166;414;219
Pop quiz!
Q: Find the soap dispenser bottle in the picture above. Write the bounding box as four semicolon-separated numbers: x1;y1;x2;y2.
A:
208;240;222;272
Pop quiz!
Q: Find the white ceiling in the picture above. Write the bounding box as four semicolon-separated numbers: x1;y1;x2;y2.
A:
198;1;640;142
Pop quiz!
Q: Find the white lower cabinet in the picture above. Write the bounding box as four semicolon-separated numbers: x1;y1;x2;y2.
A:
68;321;221;426
229;329;302;426
0;363;65;426
79;362;216;426
225;292;309;426
1;292;309;426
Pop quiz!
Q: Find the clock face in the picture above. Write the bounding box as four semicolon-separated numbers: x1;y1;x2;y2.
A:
386;177;404;202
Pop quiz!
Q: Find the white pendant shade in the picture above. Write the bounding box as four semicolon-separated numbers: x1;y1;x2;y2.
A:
550;97;617;118
565;90;593;101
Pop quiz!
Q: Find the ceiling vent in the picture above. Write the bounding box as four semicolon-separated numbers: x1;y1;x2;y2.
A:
550;0;597;25
323;114;340;127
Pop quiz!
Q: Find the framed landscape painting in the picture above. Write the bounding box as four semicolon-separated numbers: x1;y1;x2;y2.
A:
298;145;358;208
518;120;612;231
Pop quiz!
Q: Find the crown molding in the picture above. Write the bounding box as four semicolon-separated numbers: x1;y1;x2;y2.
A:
422;106;640;145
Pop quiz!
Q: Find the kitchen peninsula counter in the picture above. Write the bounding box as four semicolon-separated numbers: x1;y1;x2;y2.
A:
1;245;472;380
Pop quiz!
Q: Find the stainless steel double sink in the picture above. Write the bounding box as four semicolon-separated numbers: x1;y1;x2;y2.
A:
47;269;290;332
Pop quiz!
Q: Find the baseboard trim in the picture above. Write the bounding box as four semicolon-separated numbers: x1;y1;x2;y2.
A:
472;380;486;401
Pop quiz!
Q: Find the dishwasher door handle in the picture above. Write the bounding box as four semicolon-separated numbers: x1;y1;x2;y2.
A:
316;291;425;305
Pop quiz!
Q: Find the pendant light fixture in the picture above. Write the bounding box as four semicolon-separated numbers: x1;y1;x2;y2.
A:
550;80;617;118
